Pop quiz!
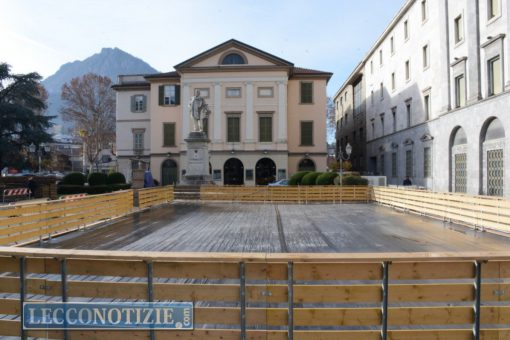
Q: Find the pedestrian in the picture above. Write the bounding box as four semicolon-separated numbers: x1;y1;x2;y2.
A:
403;176;412;186
27;176;37;198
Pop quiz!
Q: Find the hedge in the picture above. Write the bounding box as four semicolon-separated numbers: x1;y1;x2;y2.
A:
57;185;87;195
289;171;310;185
301;172;322;186
342;175;369;186
57;183;132;195
316;172;339;185
88;173;107;186
107;172;126;185
111;183;132;191
61;173;86;186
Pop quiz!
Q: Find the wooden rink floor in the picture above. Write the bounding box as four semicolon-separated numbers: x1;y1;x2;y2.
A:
35;201;510;252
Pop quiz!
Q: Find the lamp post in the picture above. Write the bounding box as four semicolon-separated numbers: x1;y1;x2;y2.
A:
29;143;50;173
337;142;352;186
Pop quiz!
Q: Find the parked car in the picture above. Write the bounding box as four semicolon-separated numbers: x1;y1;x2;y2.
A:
268;179;289;186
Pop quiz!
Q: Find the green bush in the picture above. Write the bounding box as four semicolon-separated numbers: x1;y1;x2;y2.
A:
342;175;369;186
316;172;339;185
88;172;108;186
110;183;132;191
85;185;111;195
301;172;322;186
57;185;87;195
61;172;86;186
289;171;310;185
107;172;126;185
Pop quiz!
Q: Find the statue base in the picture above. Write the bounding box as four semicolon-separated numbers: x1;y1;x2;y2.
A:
182;131;214;185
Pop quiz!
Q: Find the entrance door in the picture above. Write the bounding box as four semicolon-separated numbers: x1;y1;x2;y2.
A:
224;158;244;185
161;159;178;185
255;158;276;185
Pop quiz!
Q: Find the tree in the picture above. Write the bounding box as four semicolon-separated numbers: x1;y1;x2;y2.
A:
60;73;116;172
0;63;53;169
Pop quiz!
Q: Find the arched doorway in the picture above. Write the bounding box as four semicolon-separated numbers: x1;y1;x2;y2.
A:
255;158;276;185
224;158;244;185
161;159;178;185
481;118;505;196
298;158;316;172
450;127;467;193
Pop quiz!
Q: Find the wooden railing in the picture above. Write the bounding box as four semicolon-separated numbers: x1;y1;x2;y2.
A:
137;186;174;209
201;185;371;203
0;248;509;339
0;191;133;246
372;186;510;234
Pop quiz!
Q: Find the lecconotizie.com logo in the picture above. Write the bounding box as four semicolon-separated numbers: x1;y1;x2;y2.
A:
23;302;193;330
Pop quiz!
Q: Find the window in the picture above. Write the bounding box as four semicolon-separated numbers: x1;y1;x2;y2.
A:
371;119;375;139
390;36;395;54
226;87;241;98
163;123;176;147
300;121;313;146
406;102;411;127
405;60;410;81
345;113;348;125
391;73;396;91
380;154;385;175
405;150;413;178
380;82;384;99
392;107;397;132
158;85;180;106
370;60;373;74
300;82;313;104
391;152;397;177
404;20;409;40
259;116;272;142
359;128;363;140
488;0;500;20
379;49;383;65
221;53;245;65
488;56;502;96
421;0;428;21
371;90;374;105
133;130;144;150
353;80;362;114
454;15;464;43
422;45;429;68
227;116;240;142
258;87;274;98
203;117;209;137
455;74;466;107
195;88;210;98
424;93;430;121
131;95;146;113
424;147;431;178
380;114;385;136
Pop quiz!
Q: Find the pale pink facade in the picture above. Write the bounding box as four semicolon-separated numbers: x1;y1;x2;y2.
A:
114;40;331;185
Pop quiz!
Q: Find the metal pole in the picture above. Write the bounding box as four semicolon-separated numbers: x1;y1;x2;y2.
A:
19;257;26;340
473;261;482;340
61;258;68;340
146;261;155;340
240;262;246;340
287;262;294;340
381;261;390;340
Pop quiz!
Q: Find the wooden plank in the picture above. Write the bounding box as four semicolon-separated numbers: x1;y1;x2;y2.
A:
484;261;510;278
294;284;381;303
390;262;475;280
67;259;146;277
294;308;381;326
154;261;240;279
389;284;474;302
294;262;382;280
388;306;472;325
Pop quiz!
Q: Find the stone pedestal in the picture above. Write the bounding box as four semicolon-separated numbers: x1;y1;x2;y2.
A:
182;131;214;185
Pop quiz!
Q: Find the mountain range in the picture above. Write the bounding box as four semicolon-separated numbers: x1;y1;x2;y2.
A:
42;47;158;135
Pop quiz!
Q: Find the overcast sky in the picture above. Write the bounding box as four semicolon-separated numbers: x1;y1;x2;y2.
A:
1;0;405;96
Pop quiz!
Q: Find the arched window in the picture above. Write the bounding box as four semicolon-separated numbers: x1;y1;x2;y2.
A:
221;53;246;65
481;118;505;196
450;127;467;193
298;158;316;172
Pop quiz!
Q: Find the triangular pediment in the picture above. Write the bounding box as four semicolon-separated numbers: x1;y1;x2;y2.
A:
174;39;294;70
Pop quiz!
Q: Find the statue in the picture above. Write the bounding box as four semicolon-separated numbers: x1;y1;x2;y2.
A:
189;90;210;133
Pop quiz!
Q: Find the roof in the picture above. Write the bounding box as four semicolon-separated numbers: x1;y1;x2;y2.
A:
292;67;333;82
144;71;180;80
111;81;150;90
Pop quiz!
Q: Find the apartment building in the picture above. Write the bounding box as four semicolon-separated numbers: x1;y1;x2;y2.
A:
113;39;331;185
335;0;510;197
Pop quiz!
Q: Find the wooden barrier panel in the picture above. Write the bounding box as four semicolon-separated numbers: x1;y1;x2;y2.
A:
372;186;510;234
0;190;133;245
0;248;510;339
200;185;370;203
137;186;174;209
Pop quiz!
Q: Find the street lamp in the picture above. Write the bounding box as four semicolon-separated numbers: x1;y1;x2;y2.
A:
29;143;50;173
337;142;352;185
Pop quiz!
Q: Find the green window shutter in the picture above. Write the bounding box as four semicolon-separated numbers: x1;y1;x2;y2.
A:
227;117;240;142
259;116;272;142
163;123;176;146
300;82;313;103
130;95;135;112
300;121;313;146
175;85;181;105
141;95;147;112
159;86;164;106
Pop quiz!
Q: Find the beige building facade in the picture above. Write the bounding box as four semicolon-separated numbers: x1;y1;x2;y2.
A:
114;40;331;185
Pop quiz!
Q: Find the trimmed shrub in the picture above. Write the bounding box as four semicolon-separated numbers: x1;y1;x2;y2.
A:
316;172;339;185
57;185;87;195
301;172;322;186
107;172;126;185
289;171;310;185
88;172;107;186
110;183;132;191
85;185;111;195
342;175;369;186
61;172;86;186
